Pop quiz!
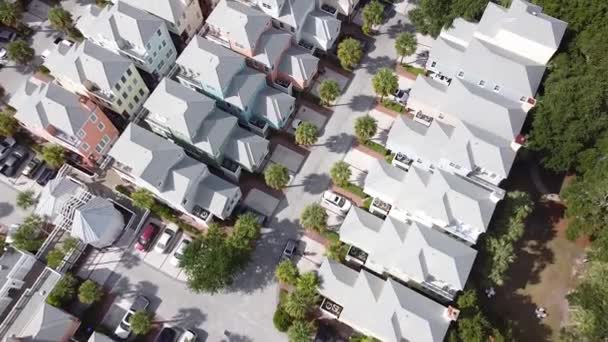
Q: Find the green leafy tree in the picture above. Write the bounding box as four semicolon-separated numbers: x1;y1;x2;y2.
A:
318;79;340;106
300;203;327;233
46;273;78;307
287;320;315;342
395;32;417;63
273;306;293;332
41;144;65;169
130;188;155;210
283;290;313;320
337;38;362;70
46;248;66;269
275;259;299;285
62;236;79;253
362;1;384;34
295;272;318;296
129;311;152;336
0;111;19;137
229;212;261;252
264;163;290;190
78;280;103;304
181;225;239;293
372;68;398;100
16;190;36;209
449;290;506;342
295;122;318;146
409;0;487;38
6;40;34;65
0;1;22;27
354;115;377;143
48;6;75;34
12;215;44;252
350;335;380;342
330;161;351;187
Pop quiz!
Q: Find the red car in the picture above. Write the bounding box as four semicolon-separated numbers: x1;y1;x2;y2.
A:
135;223;159;251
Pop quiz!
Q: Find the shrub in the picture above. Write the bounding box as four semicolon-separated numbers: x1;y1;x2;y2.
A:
46;274;78;307
300;203;327;232
264;163;290;190
129;311;152;335
78;280;103;304
273;306;293;332
275;259;299;285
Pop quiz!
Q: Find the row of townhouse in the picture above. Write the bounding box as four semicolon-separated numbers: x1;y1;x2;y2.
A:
315;1;568;341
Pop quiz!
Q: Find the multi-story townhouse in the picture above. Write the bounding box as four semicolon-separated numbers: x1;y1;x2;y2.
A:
143;78;270;180
110;124;242;224
317;258;456;342
426;0;566;105
339;207;477;300
238;0;341;52
363;160;503;244
77;1;178;78
10;76;119;166
117;0;204;42
174;36;296;133
45;41;150;119
385;0;566;186
205;0;319;91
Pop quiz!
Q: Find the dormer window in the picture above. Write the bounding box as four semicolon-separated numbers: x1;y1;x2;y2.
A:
430;61;437;68
493;85;500;92
262;3;271;9
478;80;486;87
457;71;464;78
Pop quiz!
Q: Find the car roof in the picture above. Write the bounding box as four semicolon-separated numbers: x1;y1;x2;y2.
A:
131;295;149;310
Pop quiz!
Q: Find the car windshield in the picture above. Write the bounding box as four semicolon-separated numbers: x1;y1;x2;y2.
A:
138;235;148;245
120;313;133;330
336;196;346;206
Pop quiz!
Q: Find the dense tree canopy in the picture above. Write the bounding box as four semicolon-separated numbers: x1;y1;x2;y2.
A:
409;0;491;37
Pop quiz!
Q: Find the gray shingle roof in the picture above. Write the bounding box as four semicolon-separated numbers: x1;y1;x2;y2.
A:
78;2;163;50
72;197;124;248
317;258;450;342
303;10;341;46
340;207;477;291
254;86;295;128
278;0;311;30
46;40;132;91
176;36;245;95
109;124;239;218
207;0;271;51
121;0;189;28
224;127;269;171
11;78;88;136
253;28;292;68
225;68;266;111
18;303;78;341
279;46;319;83
364;161;498;234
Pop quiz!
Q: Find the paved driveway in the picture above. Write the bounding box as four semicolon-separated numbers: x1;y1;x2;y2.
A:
268;145;306;174
0;181;33;228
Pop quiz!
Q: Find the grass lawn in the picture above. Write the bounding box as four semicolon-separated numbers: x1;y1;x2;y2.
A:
381;98;405;114
401;64;426;76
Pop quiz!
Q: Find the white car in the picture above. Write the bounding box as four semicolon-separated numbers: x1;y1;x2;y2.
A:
322;191;352;214
0;48;7;61
114;296;149;339
178;329;197;342
170;238;191;266
154;227;177;253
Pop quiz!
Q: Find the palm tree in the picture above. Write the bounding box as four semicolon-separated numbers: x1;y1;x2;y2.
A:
295;122;318;146
275;260;299;285
0;1;22;28
264;164;290;190
354;115;378;143
395;32;417;63
41;144;65;169
130;188;156;209
300;203;327;232
372;68;398;100
6;40;34;65
48;6;74;34
16;190;36;209
337;38;362;70
287;320;315;342
362;1;384;34
330;161;351;187
318;79;340;106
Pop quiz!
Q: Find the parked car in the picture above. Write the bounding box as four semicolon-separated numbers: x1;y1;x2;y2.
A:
22;158;42;178
35;166;57;186
0;29;16;43
393;88;410;104
135;223;160;251
0;146;29;177
0;137;16;161
0;47;7;61
154;227;177;253
155;327;179;342
170;238;191;266
281;239;298;261
321;190;352;214
114;295;150;339
177;329;197;342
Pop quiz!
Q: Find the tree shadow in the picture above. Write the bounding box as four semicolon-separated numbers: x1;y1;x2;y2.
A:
227;217;301;294
117;251;142;270
347;94;376;112
0;202;15;218
221;331;254;342
361;55;394;75
166;307;207;328
325;132;354;154
301;172;331;195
